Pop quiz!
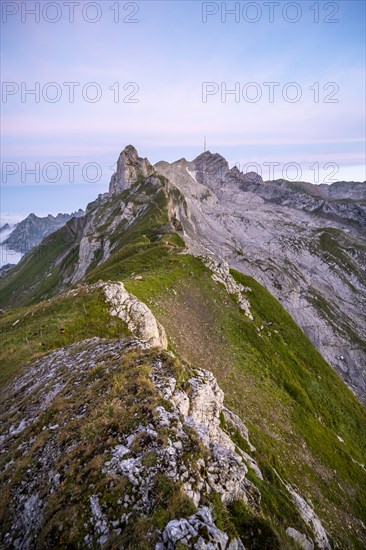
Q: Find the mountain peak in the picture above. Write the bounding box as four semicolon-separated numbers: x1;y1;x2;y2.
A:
121;144;139;158
109;145;154;194
192;151;230;186
193;150;226;164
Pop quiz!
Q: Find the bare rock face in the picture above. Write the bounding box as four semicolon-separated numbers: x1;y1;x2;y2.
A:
155;152;366;404
242;171;263;184
103;281;168;349
109;145;154;194
70;235;101;283
193;151;230;190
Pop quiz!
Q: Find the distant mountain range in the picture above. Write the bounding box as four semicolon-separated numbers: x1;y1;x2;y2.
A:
0;223;11;233
3;210;84;254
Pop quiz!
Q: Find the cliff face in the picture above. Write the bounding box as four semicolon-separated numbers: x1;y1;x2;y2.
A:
155;153;366;404
109;145;154;194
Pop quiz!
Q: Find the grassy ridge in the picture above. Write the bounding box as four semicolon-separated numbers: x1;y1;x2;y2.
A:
83;236;366;547
0;288;128;385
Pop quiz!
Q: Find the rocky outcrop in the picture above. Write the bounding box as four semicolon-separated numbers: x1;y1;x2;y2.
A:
202;256;253;320
193;151;230;189
286;527;314;550
157;507;245;549
70;235;101;283
103;282;168;348
149;360;262;508
276;472;331;550
59;280;168;349
109;144;154;194
0;336;260;549
242;171;263;184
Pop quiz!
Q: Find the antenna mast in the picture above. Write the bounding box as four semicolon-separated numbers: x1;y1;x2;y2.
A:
204;136;207;152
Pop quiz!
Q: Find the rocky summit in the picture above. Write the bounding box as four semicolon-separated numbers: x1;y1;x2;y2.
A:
0;145;365;549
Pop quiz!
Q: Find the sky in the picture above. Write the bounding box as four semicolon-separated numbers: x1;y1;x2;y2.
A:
1;0;365;217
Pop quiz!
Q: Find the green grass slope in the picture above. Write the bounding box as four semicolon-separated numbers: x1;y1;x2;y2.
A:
0;216;86;308
85;240;366;548
0;287;128;384
0;176;180;310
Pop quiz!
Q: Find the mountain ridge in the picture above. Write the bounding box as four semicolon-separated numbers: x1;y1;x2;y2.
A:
0;145;366;548
1;145;365;403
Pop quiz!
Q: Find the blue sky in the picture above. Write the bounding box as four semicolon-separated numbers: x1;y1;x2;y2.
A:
1;0;365;217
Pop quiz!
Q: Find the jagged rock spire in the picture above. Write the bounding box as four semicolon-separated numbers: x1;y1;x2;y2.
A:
109;145;154;194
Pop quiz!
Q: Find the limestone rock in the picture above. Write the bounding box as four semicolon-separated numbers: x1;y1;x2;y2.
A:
286;527;314;550
278;475;330;549
157;507;245;549
71;236;101;283
103;282;168;349
155;152;366;403
242;171;263;184
150;362;262;506
202;256;253;320
109;145;154;194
